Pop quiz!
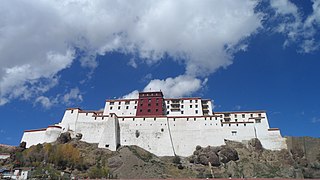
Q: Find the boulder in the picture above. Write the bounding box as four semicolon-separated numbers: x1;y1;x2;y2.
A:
248;138;263;151
108;156;123;168
57;132;71;144
198;154;209;165
218;146;239;163
207;152;220;166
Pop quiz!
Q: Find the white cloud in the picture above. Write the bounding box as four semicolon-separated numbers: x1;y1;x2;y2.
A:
270;0;320;52
2;0;293;104
35;96;54;109
270;0;299;16
123;75;205;99
143;75;204;98
127;58;138;68
63;88;83;105
34;87;83;108
122;90;139;99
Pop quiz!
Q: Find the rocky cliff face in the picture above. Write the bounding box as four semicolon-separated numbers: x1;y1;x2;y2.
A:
1;136;320;179
188;137;320;178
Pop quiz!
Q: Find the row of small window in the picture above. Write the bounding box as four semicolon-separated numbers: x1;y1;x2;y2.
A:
140;93;161;97
167;110;199;114
125;117;217;121
223;119;261;123
141;98;160;103
222;123;247;127
140;103;160;107
167;99;199;104
110;106;136;110
139;109;160;113
166;104;199;109
109;101;137;105
232;113;262;118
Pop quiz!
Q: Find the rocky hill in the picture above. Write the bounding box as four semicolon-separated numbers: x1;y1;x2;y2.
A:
1;134;319;179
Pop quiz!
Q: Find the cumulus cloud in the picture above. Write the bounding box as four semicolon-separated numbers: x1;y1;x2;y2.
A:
4;0;318;104
144;75;204;98
123;75;206;98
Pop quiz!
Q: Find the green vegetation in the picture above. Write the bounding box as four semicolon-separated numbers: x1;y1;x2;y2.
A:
15;143;84;170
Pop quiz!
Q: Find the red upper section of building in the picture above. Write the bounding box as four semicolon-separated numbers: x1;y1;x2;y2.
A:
136;91;165;116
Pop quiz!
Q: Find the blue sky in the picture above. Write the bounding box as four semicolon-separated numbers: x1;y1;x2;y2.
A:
0;0;319;145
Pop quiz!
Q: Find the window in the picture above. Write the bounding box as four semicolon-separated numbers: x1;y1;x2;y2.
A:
156;98;159;102
250;114;253;117
134;106;137;109
125;101;130;105
126;106;129;109
167;111;169;114
242;114;245;118
255;119;261;123
232;131;237;136
156;103;159;106
110;102;114;105
235;114;237;118
140;109;143;112
118;101;121;105
167;101;169;103
118;106;121;110
140;104;143;106
135;101;137;104
190;100;192;103
244;123;246;126
148;109;151;112
235;119;238;122
195;110;198;114
167;105;169;109
181;111;184;114
148;103;151;106
258;113;261;117
156;109;158;112
148;99;151;102
110;107;113;110
181;105;184;108
190;105;193;108
195;100;198;103
195;105;198;108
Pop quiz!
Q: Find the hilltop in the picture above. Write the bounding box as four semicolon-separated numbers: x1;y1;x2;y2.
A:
1;134;320;179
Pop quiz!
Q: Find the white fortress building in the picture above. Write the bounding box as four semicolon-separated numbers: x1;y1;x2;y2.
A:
21;91;287;156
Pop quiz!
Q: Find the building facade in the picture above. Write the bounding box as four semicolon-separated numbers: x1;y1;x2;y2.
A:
21;91;287;156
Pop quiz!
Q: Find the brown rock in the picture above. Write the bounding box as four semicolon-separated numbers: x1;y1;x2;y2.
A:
218;146;239;163
248;138;263;151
